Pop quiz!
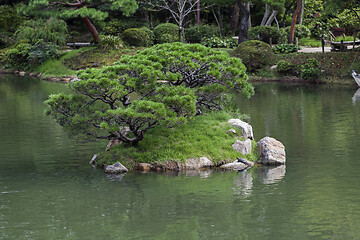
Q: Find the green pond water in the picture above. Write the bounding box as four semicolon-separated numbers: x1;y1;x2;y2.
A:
1;75;360;240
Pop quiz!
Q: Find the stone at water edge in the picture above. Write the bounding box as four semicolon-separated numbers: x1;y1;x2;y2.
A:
219;159;254;171
232;139;252;155
228;119;254;140
257;137;286;165
104;162;128;174
185;157;215;170
89;154;97;165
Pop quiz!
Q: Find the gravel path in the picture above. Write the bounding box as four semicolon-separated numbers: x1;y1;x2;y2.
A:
298;46;332;53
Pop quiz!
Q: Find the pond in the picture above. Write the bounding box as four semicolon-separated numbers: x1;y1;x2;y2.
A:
1;75;360;239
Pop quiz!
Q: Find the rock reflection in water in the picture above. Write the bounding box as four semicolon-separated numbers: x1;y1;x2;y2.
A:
185;169;214;178
233;172;253;198
258;165;286;184
106;173;126;181
352;88;360;105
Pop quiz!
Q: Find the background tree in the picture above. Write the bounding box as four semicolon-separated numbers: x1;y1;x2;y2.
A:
289;0;301;43
260;0;285;28
146;0;199;42
21;0;138;43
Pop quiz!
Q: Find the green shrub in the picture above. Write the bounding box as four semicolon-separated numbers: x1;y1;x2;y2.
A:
185;24;219;43
98;35;124;50
235;40;273;72
140;26;155;46
103;19;145;35
3;41;59;68
276;60;294;74
14;17;68;45
0;32;14;49
122;28;149;47
153;23;178;44
301;58;321;79
283;25;311;39
3;43;31;66
0;5;22;33
273;43;301;54
201;36;237;48
248;26;287;44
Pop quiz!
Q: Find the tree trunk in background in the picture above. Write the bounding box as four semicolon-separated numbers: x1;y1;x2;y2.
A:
230;3;240;35
261;4;270;26
289;0;301;44
246;3;251;30
197;0;200;25
82;16;100;44
237;0;250;44
212;6;223;37
217;7;224;35
265;10;278;26
299;0;305;25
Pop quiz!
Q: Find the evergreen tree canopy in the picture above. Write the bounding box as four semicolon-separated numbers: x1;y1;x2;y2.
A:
46;43;253;145
20;0;138;43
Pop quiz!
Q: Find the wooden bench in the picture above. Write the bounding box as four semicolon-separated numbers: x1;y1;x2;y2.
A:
330;40;360;51
66;43;94;48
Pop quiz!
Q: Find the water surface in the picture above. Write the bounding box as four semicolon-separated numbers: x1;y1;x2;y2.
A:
1;76;360;239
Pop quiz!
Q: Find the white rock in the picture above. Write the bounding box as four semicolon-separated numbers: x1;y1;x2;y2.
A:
89;154;97;165
232;139;252;155
227;129;237;134
104;162;128;174
185;157;214;170
220;161;247;171
257;137;286;165
228;119;254;140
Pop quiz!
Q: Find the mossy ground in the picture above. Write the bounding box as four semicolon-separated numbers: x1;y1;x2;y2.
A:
96;111;259;169
0;46;141;76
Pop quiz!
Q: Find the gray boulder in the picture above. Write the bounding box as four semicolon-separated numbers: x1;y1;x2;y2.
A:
104;162;128;174
257;137;286;165
185;157;214;170
219;159;254;171
228;119;254;140
232;139;252;155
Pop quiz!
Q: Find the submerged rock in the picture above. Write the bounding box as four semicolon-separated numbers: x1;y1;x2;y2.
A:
257;137;286;165
232;139;252;155
228;119;254;140
104;162;128;174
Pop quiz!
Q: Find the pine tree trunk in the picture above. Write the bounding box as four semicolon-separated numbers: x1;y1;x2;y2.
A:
289;0;301;44
82;17;100;44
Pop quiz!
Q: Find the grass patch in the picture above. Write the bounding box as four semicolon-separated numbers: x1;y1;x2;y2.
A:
61;46;140;70
299;37;322;47
35;59;75;77
97;111;258;167
334;35;357;42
